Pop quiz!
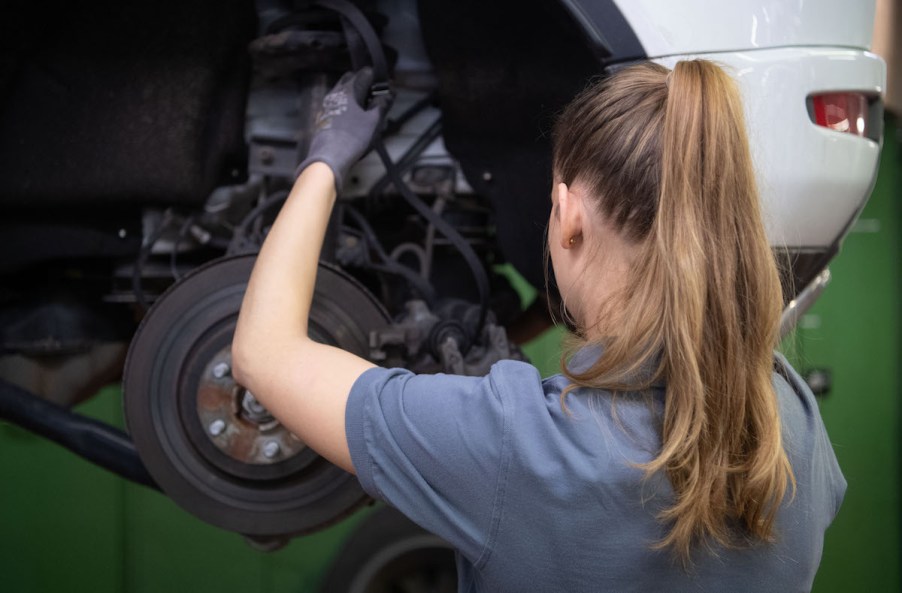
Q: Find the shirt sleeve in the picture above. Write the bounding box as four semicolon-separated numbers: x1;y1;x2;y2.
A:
345;365;515;566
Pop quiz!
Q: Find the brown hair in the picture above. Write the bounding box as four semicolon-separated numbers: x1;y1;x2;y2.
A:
552;60;794;564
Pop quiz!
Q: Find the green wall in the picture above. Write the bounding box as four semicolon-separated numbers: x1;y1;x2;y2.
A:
798;118;901;593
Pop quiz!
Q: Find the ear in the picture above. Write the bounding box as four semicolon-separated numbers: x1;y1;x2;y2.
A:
556;182;584;249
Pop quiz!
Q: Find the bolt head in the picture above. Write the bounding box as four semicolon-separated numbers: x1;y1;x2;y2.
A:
208;419;226;436
263;441;281;459
212;362;231;379
242;391;266;414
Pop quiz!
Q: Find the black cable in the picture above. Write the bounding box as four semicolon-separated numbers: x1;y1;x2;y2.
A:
343;205;391;261
228;190;290;255
314;0;388;83
343;206;436;304
369;118;443;199
384;91;436;137
388;118;442;172
339;13;367;72
374;140;490;335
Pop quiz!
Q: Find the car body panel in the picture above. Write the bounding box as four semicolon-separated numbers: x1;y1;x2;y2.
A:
615;0;876;57
655;48;885;248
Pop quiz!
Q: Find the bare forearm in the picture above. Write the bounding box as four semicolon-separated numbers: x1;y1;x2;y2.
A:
234;161;336;364
231;163;374;471
234;163;334;363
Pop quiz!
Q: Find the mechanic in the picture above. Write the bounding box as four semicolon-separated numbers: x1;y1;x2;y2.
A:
232;61;844;591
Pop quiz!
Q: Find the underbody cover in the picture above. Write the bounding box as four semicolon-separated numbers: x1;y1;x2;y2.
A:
0;0;255;210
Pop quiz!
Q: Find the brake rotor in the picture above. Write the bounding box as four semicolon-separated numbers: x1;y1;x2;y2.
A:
123;255;388;537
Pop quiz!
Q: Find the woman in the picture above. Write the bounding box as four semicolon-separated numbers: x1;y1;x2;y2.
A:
232;60;844;591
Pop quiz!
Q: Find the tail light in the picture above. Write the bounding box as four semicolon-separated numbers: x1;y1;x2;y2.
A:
807;92;882;142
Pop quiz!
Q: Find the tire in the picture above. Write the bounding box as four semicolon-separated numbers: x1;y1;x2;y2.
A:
319;506;458;593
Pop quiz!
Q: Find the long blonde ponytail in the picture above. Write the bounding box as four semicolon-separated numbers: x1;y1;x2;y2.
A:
552;60;794;564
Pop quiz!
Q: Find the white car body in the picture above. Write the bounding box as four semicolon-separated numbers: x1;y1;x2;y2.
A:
616;0;885;251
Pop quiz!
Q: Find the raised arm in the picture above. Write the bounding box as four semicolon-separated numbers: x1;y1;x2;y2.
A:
231;69;385;473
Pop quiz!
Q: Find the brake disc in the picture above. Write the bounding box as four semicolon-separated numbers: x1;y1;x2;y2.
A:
123;255;388;537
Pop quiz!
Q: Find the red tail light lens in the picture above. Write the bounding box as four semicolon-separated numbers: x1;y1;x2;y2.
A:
809;92;870;137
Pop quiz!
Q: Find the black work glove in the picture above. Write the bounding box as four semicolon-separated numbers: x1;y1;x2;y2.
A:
296;67;385;191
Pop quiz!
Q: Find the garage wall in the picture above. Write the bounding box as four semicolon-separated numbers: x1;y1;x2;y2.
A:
797;117;901;593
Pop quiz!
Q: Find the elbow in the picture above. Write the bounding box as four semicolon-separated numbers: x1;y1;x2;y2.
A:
230;330;258;390
231;328;312;391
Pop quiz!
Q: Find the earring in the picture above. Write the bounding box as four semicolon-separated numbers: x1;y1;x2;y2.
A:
568;237;577;246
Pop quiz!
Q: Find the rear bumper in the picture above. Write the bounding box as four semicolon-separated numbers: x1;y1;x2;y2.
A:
656;47;885;250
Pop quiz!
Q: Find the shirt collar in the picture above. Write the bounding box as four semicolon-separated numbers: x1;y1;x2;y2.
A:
565;342;666;390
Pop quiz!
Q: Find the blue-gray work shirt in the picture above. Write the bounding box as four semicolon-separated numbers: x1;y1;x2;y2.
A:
345;350;845;592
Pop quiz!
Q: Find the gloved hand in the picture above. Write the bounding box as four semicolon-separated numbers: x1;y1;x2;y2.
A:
296;67;385;191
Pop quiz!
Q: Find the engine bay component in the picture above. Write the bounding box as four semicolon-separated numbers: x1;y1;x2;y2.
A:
370;299;523;375
123;255;389;536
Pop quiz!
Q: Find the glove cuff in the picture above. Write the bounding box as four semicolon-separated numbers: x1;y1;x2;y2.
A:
295;156;343;193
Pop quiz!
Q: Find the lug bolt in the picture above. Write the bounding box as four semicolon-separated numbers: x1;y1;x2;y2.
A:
208;419;226;436
263;441;281;459
212;362;230;379
243;391;268;416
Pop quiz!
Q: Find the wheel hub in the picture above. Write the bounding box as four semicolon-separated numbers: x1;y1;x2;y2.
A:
195;350;306;467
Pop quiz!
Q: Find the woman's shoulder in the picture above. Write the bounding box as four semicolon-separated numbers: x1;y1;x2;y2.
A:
483;359;576;410
771;352;825;422
770;352;846;515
